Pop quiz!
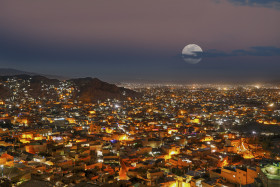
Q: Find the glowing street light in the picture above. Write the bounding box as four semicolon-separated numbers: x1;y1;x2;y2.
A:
268;103;274;107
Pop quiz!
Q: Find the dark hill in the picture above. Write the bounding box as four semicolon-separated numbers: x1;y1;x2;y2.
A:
0;75;140;102
70;77;140;102
0;68;36;76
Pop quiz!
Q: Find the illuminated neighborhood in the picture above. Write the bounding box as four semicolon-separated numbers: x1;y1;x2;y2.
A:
0;76;279;187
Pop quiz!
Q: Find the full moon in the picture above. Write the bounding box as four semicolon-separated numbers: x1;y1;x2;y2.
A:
182;44;203;64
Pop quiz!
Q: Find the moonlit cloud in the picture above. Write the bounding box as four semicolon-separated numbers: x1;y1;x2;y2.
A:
227;0;280;9
201;46;280;58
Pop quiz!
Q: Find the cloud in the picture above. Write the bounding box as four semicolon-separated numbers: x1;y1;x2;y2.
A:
200;46;280;58
227;0;280;9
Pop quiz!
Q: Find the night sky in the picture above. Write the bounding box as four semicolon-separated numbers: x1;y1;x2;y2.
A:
0;0;280;83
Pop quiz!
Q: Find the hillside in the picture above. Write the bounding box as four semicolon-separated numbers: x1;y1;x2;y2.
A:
0;75;140;102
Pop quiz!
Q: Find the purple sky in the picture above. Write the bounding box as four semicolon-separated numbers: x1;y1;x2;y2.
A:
0;0;279;83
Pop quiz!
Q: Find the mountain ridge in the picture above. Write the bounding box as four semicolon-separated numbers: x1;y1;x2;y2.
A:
0;68;67;80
